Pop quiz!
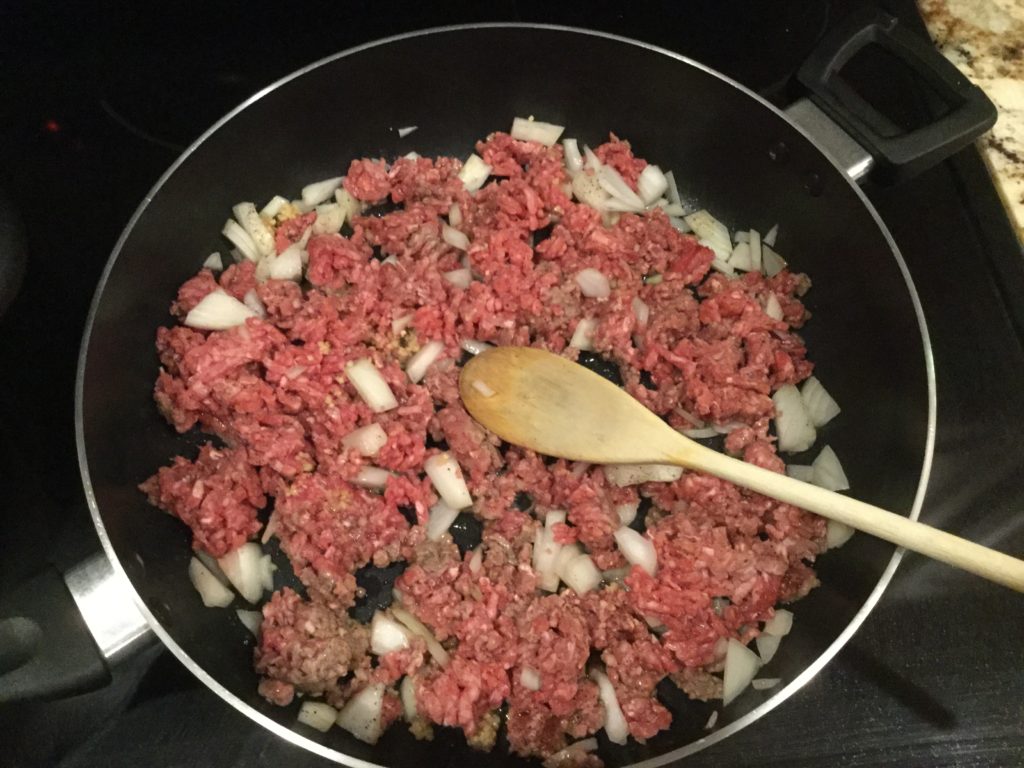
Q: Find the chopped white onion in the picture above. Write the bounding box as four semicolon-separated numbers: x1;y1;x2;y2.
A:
267;244;304;282
510;117;565;146
471;380;495;398
217;543;266;604
397;125;418;138
729;242;752;271
554;543;583;582
563;138;583;174
406;340;444;384
603;463;683;487
298;700;338;733
336;683;385;744
236;609;262;636
722;638;762;706
259;195;288;219
772;384;816;453
460;339;493;356
571;170;610;210
195;550;230;586
616;502;639;526
532;526;562;593
520;667;542;691
203;252;224;271
631;296;650;327
636;164;669;205
222;219;261;262
542;738;599;768
290;198;313;214
424;452;472;509
826;519;855;549
762;244;787;277
657;200;687;217
448;202;463;228
302;176;344;207
710;255;736;276
756;632;782;664
785;464;815;482
765;292;783;321
353;466;391;490
392;313;414;335
442;224;470;251
391;605;450;665
575;268;611;298
185;290;257;330
751;677;781;691
443;268;472;289
603;196;646;213
597;164;645;211
583;144;602;171
675;407;705;428
426;499;460;541
259;554;275;592
749;229;762;273
188;557;234;608
704;710;719;730
459;153;492;193
664;170;681;206
812;445;850;491
682;426;718;439
233;202;275;258
400;676;418;721
341;423;388;457
345;358;399;413
591;669;629;745
764;223;779;247
313;202;345;235
561;553;601;595
569;317;597;351
371;611;411;655
334;188;363;223
734;230;750;244
242;289;266;319
613;527;657;576
685;210;732;262
800;376;841;427
763;609;793;637
260;512;278;545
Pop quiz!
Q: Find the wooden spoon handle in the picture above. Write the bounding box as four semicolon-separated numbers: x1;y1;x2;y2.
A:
679;442;1024;592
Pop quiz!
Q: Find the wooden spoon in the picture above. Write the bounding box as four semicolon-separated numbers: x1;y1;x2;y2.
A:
460;346;1024;592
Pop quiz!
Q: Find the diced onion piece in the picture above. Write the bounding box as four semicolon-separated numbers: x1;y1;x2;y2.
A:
460;339;493;356
260;195;288;218
602;567;630;583
576;268;611;298
400;676;418;721
675;407;705;428
545;510;567;528
728;242;752;271
459;153;492;192
772;384;816;453
195;550;230;586
532;526;562;593
682;426;718;439
188;557;234;608
203;252;224;271
336;683;385;744
542;738;598;768
424;452;472;509
785;464;815;482
613;527;657;576
345;358;399;413
290;199;313;214
764;223;779;247
267;244;304;282
800;376;841;427
749;229;762;273
658;201;686;217
827;519;855;549
713;421;744;435
471;380;495;398
591;669;629;745
603;196;646;213
302;176;343;207
353;466;391;490
233;202;275;258
443;268;472;289
406;340;444;384
765;292;783;321
261;512;278;545
561;553;601;595
603;463;683;487
554;543;583;582
259;554;275;592
664;170;681;206
511;117;565;146
763;609;793;637
616;502;639;526
313;202;344;235
723;638;762;706
632;297;650;327
236;609;262;636
222;219;261;262
704;710;719;731
397;125;417;138
685;210;732;262
751;678;781;691
583;144;602;170
812;445;850;491
217;543;266;604
597;164;645;210
243;289;266;319
520;667;541;691
710;255;736;276
762;244;787;277
569;317;597;351
391;605;450;666
426;499;460;541
341;423;388;457
185;290;256;330
571;170;610;210
442;224;470;251
371;611;411;655
334;188;363;224
448;203;463;228
734;230;750;244
563;138;583;174
298;700;338;733
756;633;782;664
636;164;669;205
392;313;414;335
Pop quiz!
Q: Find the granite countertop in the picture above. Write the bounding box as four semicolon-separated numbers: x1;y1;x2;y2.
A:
920;0;1024;242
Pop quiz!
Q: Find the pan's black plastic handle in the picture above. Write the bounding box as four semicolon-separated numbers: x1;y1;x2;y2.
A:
0;566;110;703
797;8;996;183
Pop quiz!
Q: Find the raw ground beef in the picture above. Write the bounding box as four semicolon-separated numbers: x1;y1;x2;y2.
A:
142;128;830;765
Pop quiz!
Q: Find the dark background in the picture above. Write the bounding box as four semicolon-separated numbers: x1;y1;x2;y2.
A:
1;1;1023;766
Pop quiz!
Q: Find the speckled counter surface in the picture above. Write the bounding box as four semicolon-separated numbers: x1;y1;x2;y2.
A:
920;0;1024;242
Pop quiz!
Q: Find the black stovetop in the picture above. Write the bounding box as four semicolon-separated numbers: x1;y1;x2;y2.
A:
2;1;1023;766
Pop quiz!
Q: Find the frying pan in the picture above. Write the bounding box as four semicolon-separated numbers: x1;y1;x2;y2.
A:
0;13;996;767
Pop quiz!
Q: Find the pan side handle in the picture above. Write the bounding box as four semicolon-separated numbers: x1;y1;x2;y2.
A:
0;554;151;703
